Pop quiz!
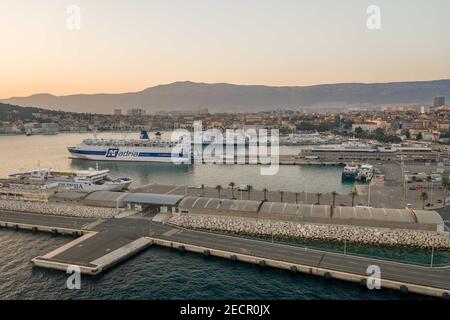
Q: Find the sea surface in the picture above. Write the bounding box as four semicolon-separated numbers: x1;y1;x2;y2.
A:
0;132;354;193
0;133;446;300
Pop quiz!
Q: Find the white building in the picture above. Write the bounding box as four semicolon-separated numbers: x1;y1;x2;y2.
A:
126;108;146;116
352;123;377;133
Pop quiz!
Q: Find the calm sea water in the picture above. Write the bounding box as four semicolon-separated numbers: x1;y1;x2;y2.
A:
0;133;445;300
0;132;354;193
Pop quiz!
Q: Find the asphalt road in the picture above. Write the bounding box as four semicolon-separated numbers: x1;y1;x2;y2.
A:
1;210;449;293
46;218;151;265
0;211;94;229
150;222;450;291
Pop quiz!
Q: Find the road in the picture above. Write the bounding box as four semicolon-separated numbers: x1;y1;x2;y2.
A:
0;210;449;296
149;221;450;291
0;211;94;229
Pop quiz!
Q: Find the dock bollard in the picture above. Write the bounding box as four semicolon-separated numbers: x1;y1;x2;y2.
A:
324;272;332;280
359;278;367;287
399;285;408;294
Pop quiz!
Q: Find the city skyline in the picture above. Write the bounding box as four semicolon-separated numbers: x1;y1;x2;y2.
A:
1;0;450;98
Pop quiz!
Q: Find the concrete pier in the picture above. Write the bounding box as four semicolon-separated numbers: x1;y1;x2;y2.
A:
0;211;152;275
0;210;449;298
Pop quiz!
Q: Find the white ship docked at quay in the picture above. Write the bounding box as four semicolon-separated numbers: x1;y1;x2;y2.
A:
8;168;133;192
68;131;192;163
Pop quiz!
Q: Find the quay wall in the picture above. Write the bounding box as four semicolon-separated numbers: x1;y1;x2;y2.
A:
149;237;448;298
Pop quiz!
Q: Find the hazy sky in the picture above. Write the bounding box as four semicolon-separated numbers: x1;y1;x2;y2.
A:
1;0;449;98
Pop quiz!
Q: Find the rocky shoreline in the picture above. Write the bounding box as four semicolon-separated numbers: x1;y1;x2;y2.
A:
0;200;120;219
169;214;450;250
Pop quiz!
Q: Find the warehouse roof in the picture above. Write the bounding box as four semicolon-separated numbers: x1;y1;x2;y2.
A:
259;202;330;219
84;191;128;202
123;193;185;206
178;196;261;212
258;202;444;226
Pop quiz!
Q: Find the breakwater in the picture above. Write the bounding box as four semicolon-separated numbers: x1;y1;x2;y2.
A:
0;199;120;219
169;214;450;250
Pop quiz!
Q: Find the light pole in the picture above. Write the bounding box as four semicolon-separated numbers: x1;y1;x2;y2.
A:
304;181;308;204
184;168;193;195
430;246;435;267
430;180;433;206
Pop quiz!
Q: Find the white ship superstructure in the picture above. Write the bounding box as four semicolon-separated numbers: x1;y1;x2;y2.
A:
8;168;133;192
68;131;191;163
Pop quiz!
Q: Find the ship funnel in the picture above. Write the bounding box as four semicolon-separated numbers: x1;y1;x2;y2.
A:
140;130;150;140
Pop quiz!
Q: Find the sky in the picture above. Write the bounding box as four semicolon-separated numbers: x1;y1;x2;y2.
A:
0;0;449;98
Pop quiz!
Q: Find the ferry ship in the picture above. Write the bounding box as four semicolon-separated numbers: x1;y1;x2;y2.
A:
301;140;435;161
68;131;191;163
8;168;133;192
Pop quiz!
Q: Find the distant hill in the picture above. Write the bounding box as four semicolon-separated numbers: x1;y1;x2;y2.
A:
0;102;62;122
1;80;449;114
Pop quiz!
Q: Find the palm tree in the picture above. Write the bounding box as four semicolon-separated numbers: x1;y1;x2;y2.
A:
229;182;236;199
349;189;358;207
279;190;284;202
426;175;432;193
420;191;428;210
200;184;205;197
442;177;450;206
262;188;269;202
215;185;222;199
295;192;299;204
316;192;322;205
331;191;338;207
247;185;253;200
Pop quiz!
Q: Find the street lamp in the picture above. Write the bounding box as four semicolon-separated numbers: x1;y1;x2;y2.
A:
184;168;193;195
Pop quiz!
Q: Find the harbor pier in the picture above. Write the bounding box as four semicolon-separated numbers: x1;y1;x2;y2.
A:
0;210;449;298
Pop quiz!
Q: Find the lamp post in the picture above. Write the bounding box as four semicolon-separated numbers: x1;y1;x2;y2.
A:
431;246;435;267
184;168;193;195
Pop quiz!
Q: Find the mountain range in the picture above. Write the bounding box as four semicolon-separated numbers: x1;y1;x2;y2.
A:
1;80;449;114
